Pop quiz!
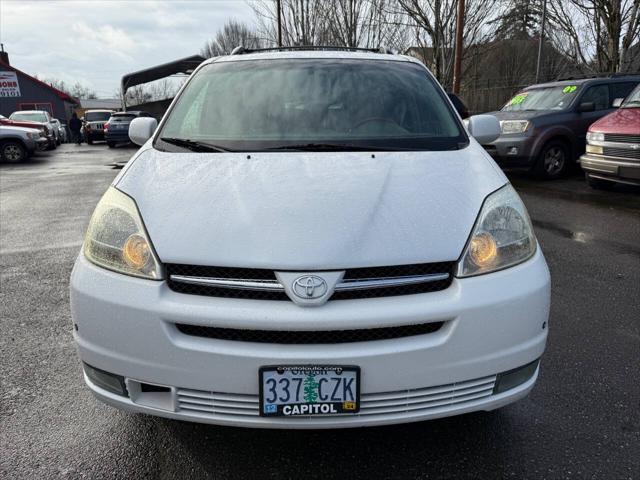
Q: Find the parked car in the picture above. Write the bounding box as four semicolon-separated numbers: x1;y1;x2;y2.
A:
104;111;152;147
483;75;640;179
0;124;48;162
1;114;50;144
8;110;57;150
82;109;113;144
580;83;640;188
50;118;63;145
53;118;68;143
71;48;550;429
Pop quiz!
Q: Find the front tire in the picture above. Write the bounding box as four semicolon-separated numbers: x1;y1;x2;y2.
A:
107;142;116;148
533;141;569;179
1;141;27;163
585;173;615;190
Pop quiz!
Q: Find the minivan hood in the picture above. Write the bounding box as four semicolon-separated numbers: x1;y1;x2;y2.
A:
115;145;506;269
589;107;640;135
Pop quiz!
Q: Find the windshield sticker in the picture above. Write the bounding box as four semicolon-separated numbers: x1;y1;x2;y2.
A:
562;85;577;94
508;93;529;106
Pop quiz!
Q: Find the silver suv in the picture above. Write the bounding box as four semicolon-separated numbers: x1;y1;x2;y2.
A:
0;124;48;162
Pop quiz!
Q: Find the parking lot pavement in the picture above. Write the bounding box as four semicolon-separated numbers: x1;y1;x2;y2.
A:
1;144;639;479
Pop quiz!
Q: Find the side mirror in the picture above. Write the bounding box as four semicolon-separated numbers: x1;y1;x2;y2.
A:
578;102;595;113
464;114;501;144
129;117;158;146
80;117;85;122
612;98;624;108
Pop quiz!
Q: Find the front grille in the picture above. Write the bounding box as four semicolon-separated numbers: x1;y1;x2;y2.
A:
604;133;640;144
166;264;288;300
165;262;455;301
175;375;496;419
602;147;640;160
175;321;444;344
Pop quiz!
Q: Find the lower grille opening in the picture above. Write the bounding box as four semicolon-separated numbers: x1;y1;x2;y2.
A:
140;383;171;393
175;321;444;344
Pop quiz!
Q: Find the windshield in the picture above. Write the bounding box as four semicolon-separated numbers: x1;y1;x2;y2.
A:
10;112;47;123
86;112;111;122
621;84;640;107
501;85;580;112
157;59;466;151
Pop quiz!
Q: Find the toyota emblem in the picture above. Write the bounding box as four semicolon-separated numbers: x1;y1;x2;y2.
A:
292;275;328;299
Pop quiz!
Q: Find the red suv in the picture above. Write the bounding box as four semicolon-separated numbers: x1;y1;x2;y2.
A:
580;83;640;188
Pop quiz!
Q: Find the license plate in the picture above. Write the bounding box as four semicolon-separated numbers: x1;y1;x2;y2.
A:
259;365;360;417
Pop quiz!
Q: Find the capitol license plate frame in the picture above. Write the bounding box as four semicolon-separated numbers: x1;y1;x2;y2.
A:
259;365;361;417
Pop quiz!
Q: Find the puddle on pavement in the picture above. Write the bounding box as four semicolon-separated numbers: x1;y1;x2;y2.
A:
533;220;640;257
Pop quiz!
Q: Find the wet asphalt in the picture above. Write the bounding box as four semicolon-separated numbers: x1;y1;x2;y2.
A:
1;144;639;479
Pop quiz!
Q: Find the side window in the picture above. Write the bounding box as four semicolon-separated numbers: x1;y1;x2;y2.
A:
609;82;638;104
581;85;610;110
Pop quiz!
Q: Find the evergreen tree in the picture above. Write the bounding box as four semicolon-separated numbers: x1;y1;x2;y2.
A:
492;0;542;40
303;375;319;403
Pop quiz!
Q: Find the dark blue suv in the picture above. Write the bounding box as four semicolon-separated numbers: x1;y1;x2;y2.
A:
484;75;640;179
105;111;153;148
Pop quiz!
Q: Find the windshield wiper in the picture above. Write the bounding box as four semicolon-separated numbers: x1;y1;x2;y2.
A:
264;143;408;152
159;137;231;153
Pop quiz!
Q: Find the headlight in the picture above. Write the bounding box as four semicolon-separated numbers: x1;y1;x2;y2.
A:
500;120;530;134
26;132;36;139
84;187;163;279
586;132;604;143
457;184;536;277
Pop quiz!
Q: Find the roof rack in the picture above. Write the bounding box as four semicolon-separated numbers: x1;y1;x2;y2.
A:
555;72;640;81
230;45;394;55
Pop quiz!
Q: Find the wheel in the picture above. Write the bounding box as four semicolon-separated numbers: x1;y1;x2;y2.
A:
87;136;93;145
107;142;116;148
585;173;615;190
533;141;569;179
1;141;27;163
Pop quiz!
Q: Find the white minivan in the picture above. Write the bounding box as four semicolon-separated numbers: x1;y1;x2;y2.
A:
70;48;550;428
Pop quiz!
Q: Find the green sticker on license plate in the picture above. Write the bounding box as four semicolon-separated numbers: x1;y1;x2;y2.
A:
259;365;360;417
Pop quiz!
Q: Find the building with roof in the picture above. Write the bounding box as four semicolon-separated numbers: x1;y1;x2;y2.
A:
0;48;79;124
76;98;122;118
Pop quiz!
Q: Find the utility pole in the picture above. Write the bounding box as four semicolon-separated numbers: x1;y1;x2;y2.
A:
452;0;465;94
535;0;547;83
277;0;282;47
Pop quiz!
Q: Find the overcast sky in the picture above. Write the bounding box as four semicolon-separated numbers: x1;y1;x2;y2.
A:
0;0;255;97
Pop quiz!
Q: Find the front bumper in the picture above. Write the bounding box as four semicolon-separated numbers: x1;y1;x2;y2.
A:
483;134;537;169
580;153;640;185
35;138;48;151
70;250;550;428
86;130;105;140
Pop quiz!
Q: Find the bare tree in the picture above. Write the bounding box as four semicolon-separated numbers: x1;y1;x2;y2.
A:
547;0;640;73
145;78;183;101
37;76;98;99
397;0;500;86
249;0;410;50
201;19;262;57
250;0;333;46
